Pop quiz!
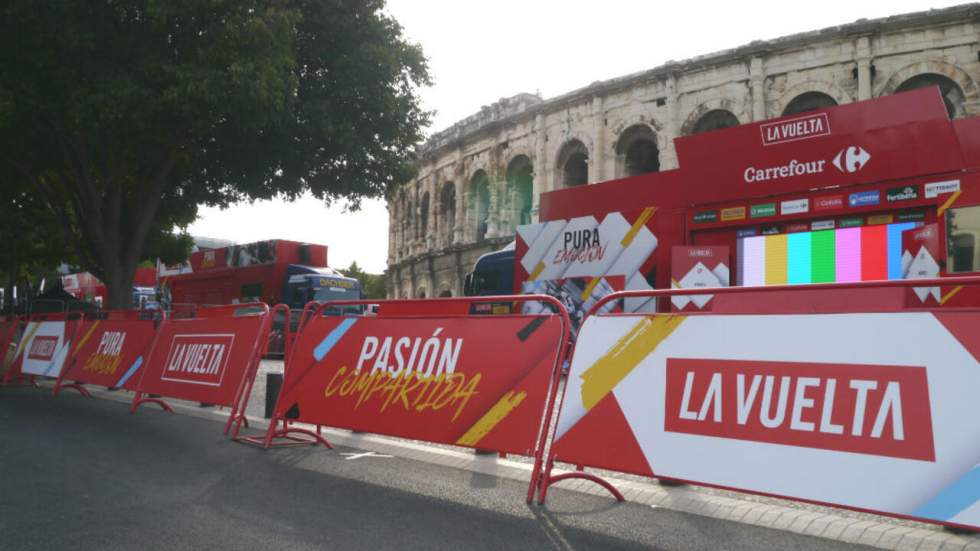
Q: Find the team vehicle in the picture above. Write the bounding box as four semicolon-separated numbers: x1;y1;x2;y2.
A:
160;239;361;354
159;239;360;311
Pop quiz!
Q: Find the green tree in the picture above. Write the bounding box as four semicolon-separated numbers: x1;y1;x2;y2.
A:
341;261;387;299
0;0;429;309
0;181;72;310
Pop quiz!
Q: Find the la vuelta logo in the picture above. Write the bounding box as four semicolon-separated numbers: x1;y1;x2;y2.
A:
161;334;234;386
664;358;935;461
28;336;58;361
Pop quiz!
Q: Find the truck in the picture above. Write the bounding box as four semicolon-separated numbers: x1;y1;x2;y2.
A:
467;87;980;331
159;239;360;311
61;268;158;310
160;239;361;355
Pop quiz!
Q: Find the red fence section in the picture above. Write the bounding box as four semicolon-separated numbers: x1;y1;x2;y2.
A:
54;310;159;396
130;303;273;435
2;313;80;385
538;276;980;532
0;315;22;378
250;295;570;502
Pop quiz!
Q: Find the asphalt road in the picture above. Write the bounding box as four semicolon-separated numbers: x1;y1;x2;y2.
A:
0;387;876;551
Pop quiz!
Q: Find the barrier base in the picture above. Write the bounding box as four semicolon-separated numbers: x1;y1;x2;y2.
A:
130;396;175;414
53;382;91;398
538;471;625;504
235;429;332;449
236;417;333;450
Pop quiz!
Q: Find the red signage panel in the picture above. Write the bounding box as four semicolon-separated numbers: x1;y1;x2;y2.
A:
675;88;964;205
136;315;266;406
60;318;158;390
275;314;564;455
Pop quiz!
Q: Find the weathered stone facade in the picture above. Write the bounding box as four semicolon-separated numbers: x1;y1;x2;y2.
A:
386;4;980;298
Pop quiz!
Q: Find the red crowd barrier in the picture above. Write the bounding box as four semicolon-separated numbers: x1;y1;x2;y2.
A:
129;303;275;436
2;312;81;387
0;315;23;378
537;276;980;532
53;310;159;397
247;295;570;503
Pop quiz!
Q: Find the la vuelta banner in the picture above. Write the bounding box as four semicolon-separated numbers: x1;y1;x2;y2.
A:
275;314;564;455
135;315;266;406
12;320;74;378
552;310;980;529
60;318;157;390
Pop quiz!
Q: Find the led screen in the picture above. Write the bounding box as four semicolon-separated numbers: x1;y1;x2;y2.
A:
737;222;919;286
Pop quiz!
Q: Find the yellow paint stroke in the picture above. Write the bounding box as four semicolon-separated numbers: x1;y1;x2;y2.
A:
455;390;527;447
941;285;964;305
528;261;546;282
621;207;657;247
937;190;963;217
13;322;44;358
671;278;681;288
72;320;101;358
580;277;602;301
580;315;686;410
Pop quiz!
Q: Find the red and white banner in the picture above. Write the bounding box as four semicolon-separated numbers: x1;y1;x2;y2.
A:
10;320;75;378
58;316;157;391
272;312;565;455
550;310;980;530
134;310;268;407
670;246;729;311
903;223;941;304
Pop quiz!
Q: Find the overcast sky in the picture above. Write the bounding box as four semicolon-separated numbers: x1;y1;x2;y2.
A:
188;0;967;273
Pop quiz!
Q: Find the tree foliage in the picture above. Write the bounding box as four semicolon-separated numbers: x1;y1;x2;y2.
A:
0;0;429;308
340;261;386;299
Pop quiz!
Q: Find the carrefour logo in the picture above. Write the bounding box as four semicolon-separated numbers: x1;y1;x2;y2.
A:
832;146;871;174
744;145;871;183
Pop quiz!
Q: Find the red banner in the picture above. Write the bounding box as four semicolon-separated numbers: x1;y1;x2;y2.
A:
273;312;565;455
134;306;269;408
57;314;157;391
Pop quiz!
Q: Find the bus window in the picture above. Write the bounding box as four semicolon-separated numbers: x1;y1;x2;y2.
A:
947;205;980;273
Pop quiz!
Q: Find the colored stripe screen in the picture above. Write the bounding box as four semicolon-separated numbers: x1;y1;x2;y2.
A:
737;222;920;286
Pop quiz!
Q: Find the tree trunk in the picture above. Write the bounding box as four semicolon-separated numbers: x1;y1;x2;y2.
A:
103;258;137;311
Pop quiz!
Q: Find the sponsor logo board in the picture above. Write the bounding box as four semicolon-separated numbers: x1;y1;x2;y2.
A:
814;195;844;211
812;219;835;230
721;207;746;222
840;217;863;228
693;211;717;223
849;191;880;207
780;198;809;215
750;203;777;218
886;185;919;202
868;214;894;225
924;180;960;199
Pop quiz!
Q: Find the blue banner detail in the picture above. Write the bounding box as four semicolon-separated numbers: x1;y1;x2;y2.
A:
314;318;358;362
914;465;980;521
116;356;143;388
